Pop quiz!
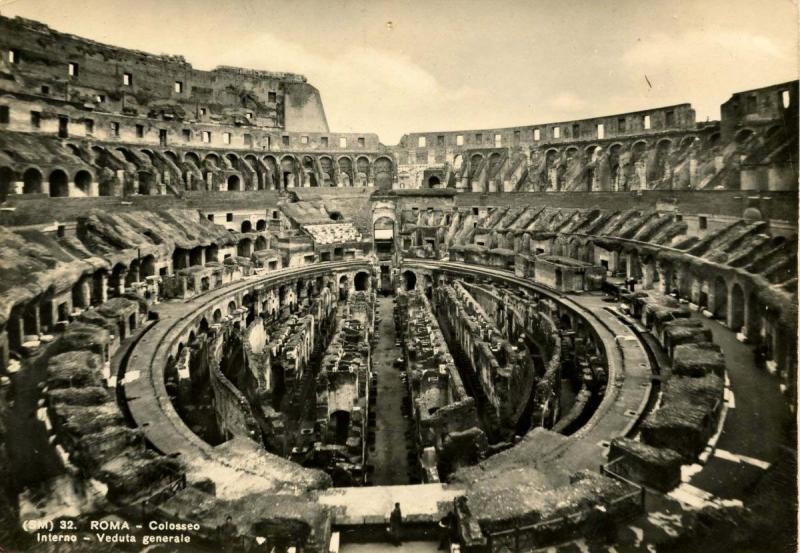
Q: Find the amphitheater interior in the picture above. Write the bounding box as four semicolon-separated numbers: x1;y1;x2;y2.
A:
0;14;797;553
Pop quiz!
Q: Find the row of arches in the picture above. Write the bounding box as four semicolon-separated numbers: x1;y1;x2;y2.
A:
0;166;99;200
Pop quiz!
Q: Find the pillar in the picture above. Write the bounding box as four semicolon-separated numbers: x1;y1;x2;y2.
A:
77;279;92;309
641;262;655;290
117;270;128;295
690;277;702;306
95;273;108;305
657;262;671;295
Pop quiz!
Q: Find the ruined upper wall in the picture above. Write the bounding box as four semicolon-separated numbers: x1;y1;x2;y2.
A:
720;81;798;141
396;104;696;153
0;16;329;132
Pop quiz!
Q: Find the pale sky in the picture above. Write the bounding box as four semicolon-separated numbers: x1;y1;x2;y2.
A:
1;0;797;144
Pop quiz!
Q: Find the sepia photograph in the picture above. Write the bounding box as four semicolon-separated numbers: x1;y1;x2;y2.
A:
0;0;796;551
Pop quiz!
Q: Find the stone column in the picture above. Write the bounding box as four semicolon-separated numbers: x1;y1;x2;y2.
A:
95;273;108;305
690;277;702;306
641;262;655;290
656;262;670;295
117;270;128;295
77;279;92;309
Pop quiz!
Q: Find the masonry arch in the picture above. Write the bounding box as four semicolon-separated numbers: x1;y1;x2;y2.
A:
0;167;13;202
137;171;156;195
330;410;351;445
402;270;417;291
204;152;222;167
263;155;279;189
469;153;484;177
241;220;253;233
256;219;267;231
74;170;92;195
735;128;755;144
338;275;349;301
280;155;296;189
254;236;267;251
23;167;43;194
227;174;241;191
374;156;393;190
238;238;253;257
48;169;69;197
337;157;354;187
354;271;370;291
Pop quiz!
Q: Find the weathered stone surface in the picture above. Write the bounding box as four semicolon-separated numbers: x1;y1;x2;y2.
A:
673;342;726;377
608;437;682;492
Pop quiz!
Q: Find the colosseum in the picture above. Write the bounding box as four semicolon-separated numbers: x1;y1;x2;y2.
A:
0;7;796;553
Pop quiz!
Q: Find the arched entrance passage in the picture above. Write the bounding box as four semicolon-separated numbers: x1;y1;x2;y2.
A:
374;157;393;190
75;170;92;195
330;410;350;445
354;271;370;291
138;171;156;195
402;270;417;291
0;167;13;202
712;276;728;319
423;275;433;299
237;238;253;257
49;169;69;197
23;168;43;194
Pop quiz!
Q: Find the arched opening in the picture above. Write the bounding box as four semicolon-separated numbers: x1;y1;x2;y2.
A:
206;244;218;263
713;276;727;319
256;219;267;231
330;410;351;445
281;157;296;189
255;236;267;251
423;274;433;300
227;174;241;191
356;156;370;186
374;157;393;190
402;270;417;291
730;283;745;331
23;168;43;194
137;171;156;195
213;309;223;323
354;271;369;291
227;301;238;315
337;158;353;187
0;167;13;203
241;220;253;233
48;169;69;197
141;255;156;278
735;129;754;144
338;275;349;301
237;238;253;257
427;175;441;188
74;170;92;195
